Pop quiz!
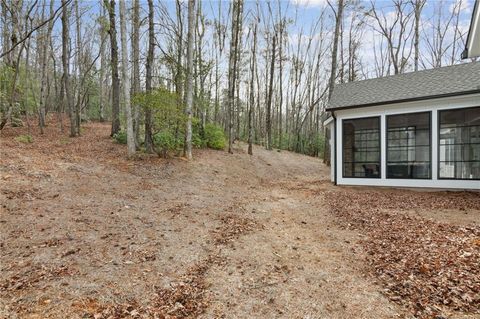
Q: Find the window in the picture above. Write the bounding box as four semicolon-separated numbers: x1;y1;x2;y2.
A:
343;117;380;178
386;112;431;179
439;107;480;180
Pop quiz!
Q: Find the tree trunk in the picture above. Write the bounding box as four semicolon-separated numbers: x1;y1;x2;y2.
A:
74;0;84;134
62;0;75;137
38;0;48;134
278;19;284;149
99;3;107;122
144;0;155;153
227;0;243;154
248;19;258;156
325;0;344;162
413;0;425;71
174;0;184;139
131;0;141;147
327;0;344;101
185;0;195;160
105;0;120;137
119;0;135;156
266;35;276;151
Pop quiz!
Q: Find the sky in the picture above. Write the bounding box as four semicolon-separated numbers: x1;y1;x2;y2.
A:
53;0;475;83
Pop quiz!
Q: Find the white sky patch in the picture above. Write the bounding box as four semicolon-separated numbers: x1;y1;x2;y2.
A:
449;0;472;14
290;0;328;8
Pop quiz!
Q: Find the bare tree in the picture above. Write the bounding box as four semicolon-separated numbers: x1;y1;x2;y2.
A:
105;0;120;136
99;3;107;122
328;0;344;100
144;0;155;153
62;0;75;137
422;0;466;68
226;0;243;154
367;0;414;75
411;0;426;71
0;0;473;161
266;34;276;150
38;0;55;134
131;0;141;147
119;0;135;156
185;0;196;160
248;8;259;156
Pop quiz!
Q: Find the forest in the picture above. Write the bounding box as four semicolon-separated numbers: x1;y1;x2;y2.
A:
0;0;474;158
1;1;479;318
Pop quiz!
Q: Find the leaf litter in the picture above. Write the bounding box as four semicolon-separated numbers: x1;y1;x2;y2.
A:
74;214;258;319
325;188;480;318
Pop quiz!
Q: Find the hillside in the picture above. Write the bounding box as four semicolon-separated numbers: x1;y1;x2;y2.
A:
1;122;479;319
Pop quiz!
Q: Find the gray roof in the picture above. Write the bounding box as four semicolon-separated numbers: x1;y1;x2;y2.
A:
327;62;480;111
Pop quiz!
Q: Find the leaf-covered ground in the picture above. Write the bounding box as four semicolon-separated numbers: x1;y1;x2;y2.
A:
325;189;480;318
1;120;479;319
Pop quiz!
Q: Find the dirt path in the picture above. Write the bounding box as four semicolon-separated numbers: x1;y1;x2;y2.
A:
203;177;401;318
2;122;476;318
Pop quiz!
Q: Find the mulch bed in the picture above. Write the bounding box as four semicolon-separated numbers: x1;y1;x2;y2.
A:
326;188;480;318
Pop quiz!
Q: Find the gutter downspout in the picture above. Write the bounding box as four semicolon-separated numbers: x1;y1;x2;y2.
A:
332;111;337;185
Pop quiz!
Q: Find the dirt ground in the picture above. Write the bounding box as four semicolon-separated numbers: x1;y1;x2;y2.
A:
1;122;479;319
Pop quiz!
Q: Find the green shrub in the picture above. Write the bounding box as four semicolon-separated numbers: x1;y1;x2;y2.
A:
15;134;33;143
153;130;177;157
175;132;185;149
311;134;325;158
113;131;127;144
302;134;325;157
204;123;226;150
192;131;206;148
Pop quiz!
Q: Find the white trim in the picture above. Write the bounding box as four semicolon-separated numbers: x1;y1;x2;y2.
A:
337;178;480;190
465;1;480;58
334;94;480;190
328;121;335;182
323;116;334;126
431;110;439;181
380;114;386;180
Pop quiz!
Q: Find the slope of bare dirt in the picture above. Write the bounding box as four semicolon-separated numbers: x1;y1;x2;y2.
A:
1;121;479;319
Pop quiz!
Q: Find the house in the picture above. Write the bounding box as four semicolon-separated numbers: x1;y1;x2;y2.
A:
462;0;479;59
324;0;480;190
325;61;480;190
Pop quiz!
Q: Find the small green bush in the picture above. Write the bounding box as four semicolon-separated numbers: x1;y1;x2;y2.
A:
175;132;185;149
191;118;206;148
113;131;127;144
15;134;33;143
192;131;206;148
153;130;177;157
311;134;325;158
204;123;226;150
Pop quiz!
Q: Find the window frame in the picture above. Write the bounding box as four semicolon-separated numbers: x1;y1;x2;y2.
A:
386;111;432;180
437;106;480;181
342;116;382;179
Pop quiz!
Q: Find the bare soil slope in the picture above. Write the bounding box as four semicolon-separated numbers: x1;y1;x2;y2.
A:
1;122;478;319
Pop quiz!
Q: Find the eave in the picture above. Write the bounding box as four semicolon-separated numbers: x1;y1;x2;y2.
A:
462;0;480;59
326;90;480;112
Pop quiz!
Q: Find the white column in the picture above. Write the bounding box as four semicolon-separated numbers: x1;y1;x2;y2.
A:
380;114;386;180
431;110;438;180
329;122;335;182
337;117;343;182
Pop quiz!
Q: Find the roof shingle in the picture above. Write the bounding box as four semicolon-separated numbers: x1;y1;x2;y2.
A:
327;62;480;111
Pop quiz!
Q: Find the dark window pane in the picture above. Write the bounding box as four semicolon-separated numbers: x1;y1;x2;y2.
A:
439;107;480;179
466;108;480;126
386;112;431;179
343;117;380;178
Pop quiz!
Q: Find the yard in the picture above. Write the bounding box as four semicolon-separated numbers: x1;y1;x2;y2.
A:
1;122;479;319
